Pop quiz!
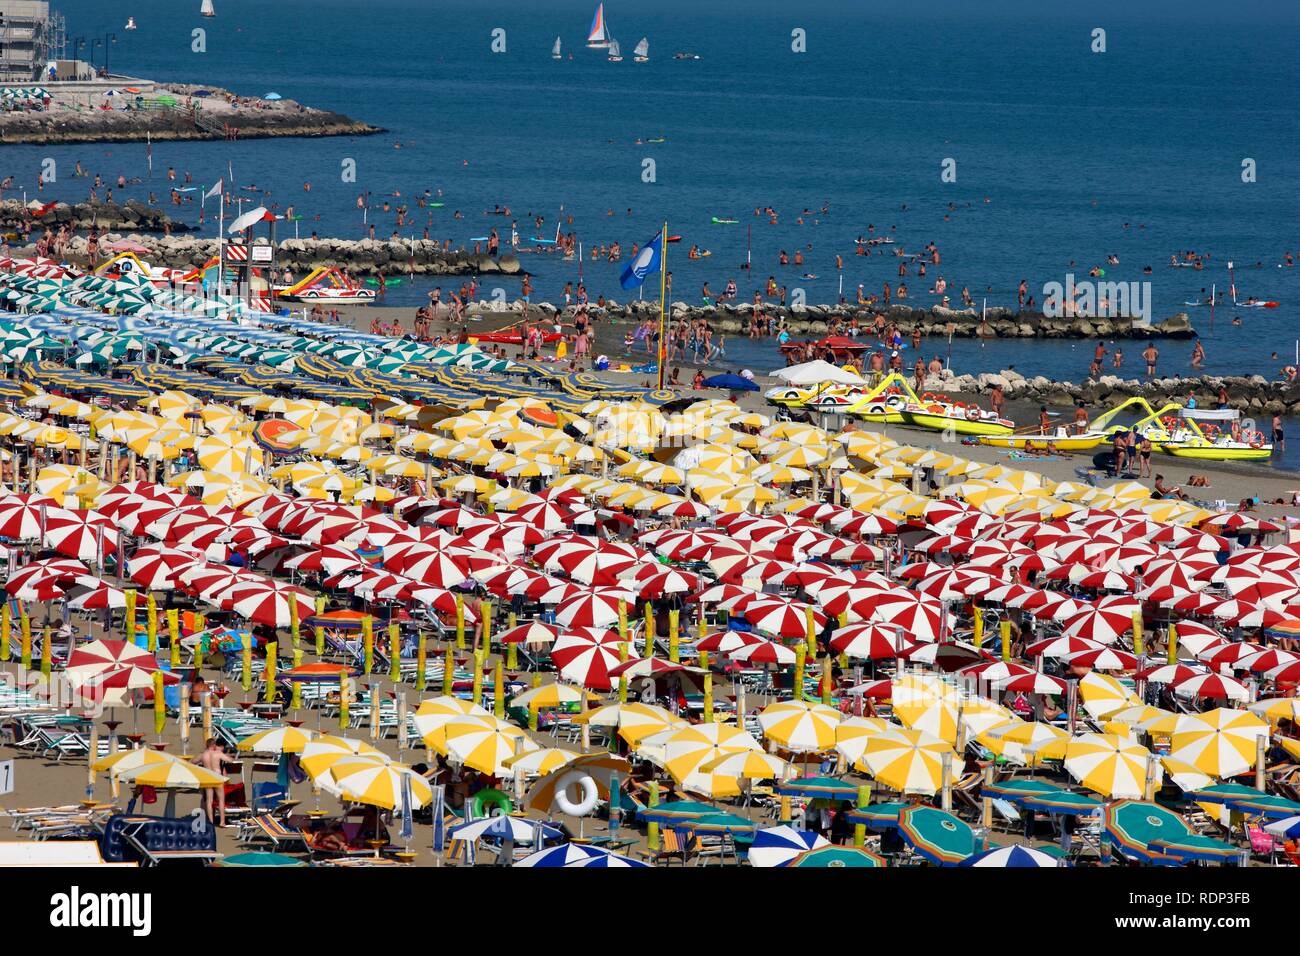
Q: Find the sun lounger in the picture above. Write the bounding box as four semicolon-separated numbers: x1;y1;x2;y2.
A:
239;813;307;849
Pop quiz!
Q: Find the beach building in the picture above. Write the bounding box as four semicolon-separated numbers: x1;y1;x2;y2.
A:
0;1;62;83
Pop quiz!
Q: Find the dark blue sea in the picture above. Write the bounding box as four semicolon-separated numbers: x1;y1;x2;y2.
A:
9;1;1300;392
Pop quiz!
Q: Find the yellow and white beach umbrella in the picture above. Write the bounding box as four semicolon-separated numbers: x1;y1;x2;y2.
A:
892;676;960;744
502;747;581;777
1168;708;1269;779
329;756;432;810
1063;733;1158;799
35;464;92;498
757;699;841;752
833;716;894;766
1078;671;1141;720
299;733;383;770
660;722;761;796
572;701;683;745
413;697;493;749
1161;757;1216;794
511;682;585;710
979;720;1066;766
237;725;317;755
856;728;953;795
699;749;789;781
196;433;260;476
444;720;539;775
118;759;226;790
92;746;181;777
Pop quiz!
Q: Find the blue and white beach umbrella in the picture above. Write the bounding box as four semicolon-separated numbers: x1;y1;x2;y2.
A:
747;825;830;868
1264;815;1300;840
958;844;1065;868
450;815;564;845
563;852;649;868
514;843;613;868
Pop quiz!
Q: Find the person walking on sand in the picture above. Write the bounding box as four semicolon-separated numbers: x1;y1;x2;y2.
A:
1142;342;1159;377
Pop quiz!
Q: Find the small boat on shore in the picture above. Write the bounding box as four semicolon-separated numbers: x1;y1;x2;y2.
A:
979;431;1105;452
274;266;375;305
898;393;1015;436
843;372;921;424
1158;408;1273;461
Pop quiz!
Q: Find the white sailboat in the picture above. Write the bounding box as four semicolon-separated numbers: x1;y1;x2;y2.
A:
586;3;611;49
552;37;562;59
607;39;622;62
200;0;215;17
124;17;137;30
633;37;649;62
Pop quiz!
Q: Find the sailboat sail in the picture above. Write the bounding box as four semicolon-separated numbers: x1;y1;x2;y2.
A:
633;38;649;60
608;39;621;60
552;37;562;58
586;3;611;47
200;0;215;15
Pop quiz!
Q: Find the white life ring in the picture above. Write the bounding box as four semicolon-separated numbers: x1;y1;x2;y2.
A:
551;770;599;817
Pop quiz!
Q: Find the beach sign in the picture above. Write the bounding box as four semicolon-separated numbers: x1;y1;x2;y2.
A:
0;758;12;795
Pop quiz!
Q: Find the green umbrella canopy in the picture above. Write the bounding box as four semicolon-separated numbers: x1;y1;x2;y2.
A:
984;778;1064;801
215;851;307;867
677;812;757;834
637;800;719;823
776;776;861;800
845;801;911;829
1148;832;1240;864
789;845;885;868
1104;800;1199;863
897;805;974;866
1191;784;1300;819
1019;789;1102;816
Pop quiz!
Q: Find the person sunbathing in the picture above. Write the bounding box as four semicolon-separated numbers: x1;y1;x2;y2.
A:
1153;475;1188;500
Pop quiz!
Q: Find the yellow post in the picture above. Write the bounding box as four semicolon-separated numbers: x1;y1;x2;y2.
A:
793;643;806;701
972;606;984;650
472;649;484;710
506;611;517;671
388;622;401;683
289;595;300;650
805;606;817;655
415;631;427;693
0;601;9;662
999;619;1011;662
313;596;325;656
820;654;832;705
153;670;166;737
643;603;655;657
481;600;493;651
493;660;505;718
193;630;204;672
19;605;31;670
167;609;181;669
362;615;373;675
854;784;870;847
40;623;51;677
528;674;540;732
240;633;252;693
293;647;302;668
338;676;350;732
618;640;629;704
668;608;679;663
647;781;660;852
291;680;302;712
263;641;277;703
442;643;454;696
1132;611;1144;657
124;589;136;643
455;593;465;649
698;608;707;641
618;599;628;643
1167;623;1178;665
780;794;792;825
369;689;380;741
145;594;158;652
701;649;713;721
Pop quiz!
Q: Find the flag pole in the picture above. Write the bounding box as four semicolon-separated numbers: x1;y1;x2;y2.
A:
217;185;225;299
657;221;668;391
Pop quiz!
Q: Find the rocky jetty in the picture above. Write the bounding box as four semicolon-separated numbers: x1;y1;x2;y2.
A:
0;84;379;145
5;232;515;278
925;366;1300;418
465;299;1196;340
1;199;190;234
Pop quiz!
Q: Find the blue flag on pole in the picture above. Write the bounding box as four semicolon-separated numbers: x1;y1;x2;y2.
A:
620;229;664;290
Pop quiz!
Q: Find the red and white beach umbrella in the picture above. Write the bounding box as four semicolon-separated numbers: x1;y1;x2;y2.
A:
0;494;59;541
829;623;914;660
219;583;314;628
1136;662;1205;685
548;627;623;690
1058;606;1133;645
1064;647;1139;671
553;589;628;629
868;591;944;643
1172;672;1249;703
497;621;563;646
282;544;369;576
65;638;178;701
743;598;827;639
696;630;765;654
626;567;702;599
128;546;203;590
1001;672;1069;695
729;640;798;666
1024;635;1106;659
